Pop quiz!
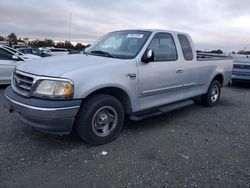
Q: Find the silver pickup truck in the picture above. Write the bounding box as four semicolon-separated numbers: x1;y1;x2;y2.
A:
4;29;233;145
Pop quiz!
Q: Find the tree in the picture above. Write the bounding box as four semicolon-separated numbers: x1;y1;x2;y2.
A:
86;44;91;48
0;36;4;41
55;42;65;48
209;49;223;54
75;43;85;51
64;41;74;49
44;39;55;47
8;33;18;45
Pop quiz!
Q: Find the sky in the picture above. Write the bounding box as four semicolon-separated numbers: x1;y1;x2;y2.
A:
0;0;250;52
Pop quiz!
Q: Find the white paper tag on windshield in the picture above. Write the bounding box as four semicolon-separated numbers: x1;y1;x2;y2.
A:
127;34;144;38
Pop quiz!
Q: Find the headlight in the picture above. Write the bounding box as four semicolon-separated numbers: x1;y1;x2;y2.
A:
35;80;73;98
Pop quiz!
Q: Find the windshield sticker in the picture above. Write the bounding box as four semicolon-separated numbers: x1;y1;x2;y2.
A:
127;34;144;38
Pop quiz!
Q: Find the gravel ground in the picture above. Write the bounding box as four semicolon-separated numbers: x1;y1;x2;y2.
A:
0;84;249;188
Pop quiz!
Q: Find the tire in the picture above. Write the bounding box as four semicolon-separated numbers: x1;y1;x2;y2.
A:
202;80;221;107
74;94;124;145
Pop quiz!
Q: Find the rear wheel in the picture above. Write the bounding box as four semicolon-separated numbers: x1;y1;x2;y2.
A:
74;94;124;145
202;80;221;107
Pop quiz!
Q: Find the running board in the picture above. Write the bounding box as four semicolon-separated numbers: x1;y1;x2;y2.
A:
130;100;193;121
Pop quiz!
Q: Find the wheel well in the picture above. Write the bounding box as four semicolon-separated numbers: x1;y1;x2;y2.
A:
213;74;224;85
85;87;132;114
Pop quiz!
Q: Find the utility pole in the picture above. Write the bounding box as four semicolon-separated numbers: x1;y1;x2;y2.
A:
69;13;72;42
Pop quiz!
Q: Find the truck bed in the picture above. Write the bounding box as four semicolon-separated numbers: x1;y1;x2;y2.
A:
197;53;232;61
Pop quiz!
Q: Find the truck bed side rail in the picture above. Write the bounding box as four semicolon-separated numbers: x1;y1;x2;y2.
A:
197;52;233;61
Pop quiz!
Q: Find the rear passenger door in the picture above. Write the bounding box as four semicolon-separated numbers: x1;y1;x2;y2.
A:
138;32;186;110
177;34;208;95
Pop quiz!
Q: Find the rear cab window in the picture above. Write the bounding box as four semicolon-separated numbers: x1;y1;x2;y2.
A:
178;34;193;61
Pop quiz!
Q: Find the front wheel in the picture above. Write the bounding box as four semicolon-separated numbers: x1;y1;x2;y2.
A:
202;80;221;107
74;94;124;145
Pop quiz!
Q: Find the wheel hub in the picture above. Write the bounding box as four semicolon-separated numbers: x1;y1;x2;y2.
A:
97;113;109;125
92;106;118;137
211;85;219;102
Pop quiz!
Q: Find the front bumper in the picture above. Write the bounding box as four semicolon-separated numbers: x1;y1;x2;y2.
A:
4;86;81;134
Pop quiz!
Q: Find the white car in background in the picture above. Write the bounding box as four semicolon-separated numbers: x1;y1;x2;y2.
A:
0;45;41;84
43;47;69;56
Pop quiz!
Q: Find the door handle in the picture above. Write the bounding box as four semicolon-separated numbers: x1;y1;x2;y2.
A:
176;69;184;74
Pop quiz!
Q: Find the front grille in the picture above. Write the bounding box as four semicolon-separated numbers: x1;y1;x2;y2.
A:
13;71;34;97
233;64;250;70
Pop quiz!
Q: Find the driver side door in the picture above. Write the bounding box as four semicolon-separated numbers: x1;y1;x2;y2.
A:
138;32;185;110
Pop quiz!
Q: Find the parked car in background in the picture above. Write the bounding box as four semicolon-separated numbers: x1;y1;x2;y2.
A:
17;47;33;54
67;48;79;54
232;54;250;82
4;29;233;145
0;41;9;46
43;47;69;56
0;45;41;84
12;44;30;49
17;47;51;57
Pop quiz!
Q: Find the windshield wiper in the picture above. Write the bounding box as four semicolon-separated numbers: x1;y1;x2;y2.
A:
90;50;113;58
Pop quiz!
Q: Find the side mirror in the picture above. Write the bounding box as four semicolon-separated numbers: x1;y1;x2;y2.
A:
142;49;154;63
12;55;19;61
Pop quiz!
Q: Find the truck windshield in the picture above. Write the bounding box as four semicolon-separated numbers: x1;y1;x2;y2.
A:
85;30;152;59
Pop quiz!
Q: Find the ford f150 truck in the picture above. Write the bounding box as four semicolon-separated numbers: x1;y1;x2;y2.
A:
4;29;233;145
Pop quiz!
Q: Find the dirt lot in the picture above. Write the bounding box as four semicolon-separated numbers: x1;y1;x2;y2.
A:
0;84;249;188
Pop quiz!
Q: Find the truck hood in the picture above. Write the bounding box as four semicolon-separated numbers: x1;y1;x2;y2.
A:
16;54;125;77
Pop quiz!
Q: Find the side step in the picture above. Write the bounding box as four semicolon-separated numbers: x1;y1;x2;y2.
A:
130;100;193;121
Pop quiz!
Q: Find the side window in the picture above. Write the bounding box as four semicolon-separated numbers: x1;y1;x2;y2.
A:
178;34;193;61
0;48;13;60
148;33;177;61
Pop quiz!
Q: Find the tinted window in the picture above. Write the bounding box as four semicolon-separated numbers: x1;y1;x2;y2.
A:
51;49;68;52
19;49;33;54
148;33;177;61
178;34;193;61
0;48;13;60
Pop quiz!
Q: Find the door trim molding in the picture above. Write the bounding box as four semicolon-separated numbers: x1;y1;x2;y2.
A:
141;83;195;97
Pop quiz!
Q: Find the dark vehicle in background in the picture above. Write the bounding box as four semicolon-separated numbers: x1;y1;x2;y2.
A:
67;48;79;54
232;55;250;82
17;47;33;54
12;44;30;49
